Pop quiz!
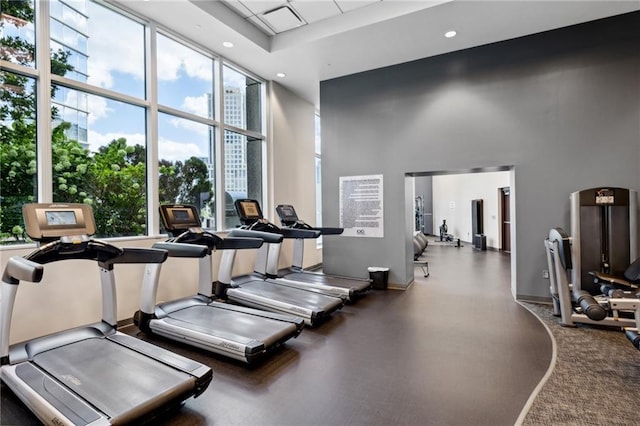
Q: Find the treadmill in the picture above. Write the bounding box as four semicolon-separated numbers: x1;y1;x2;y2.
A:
274;204;372;300
133;204;304;364
230;199;363;301
214;202;344;327
0;203;212;426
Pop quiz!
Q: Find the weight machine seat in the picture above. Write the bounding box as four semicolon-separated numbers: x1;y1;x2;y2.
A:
590;256;640;291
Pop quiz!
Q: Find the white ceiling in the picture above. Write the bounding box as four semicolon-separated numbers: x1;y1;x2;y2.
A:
221;0;386;34
113;0;640;108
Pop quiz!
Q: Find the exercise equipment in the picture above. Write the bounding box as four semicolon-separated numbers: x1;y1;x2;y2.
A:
133;204;304;364
1;203;212;425
413;232;430;278
230;199;351;301
439;219;453;242
570;187;638;295
545;227;640;332
214;200;344;327
274;204;372;300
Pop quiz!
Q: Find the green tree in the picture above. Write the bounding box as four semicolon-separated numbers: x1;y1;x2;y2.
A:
159;156;213;208
90;138;147;237
159;159;180;203
2;2;214;241
1;0;78;239
179;157;212;206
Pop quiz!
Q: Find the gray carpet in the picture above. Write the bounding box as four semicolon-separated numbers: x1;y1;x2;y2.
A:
520;302;640;425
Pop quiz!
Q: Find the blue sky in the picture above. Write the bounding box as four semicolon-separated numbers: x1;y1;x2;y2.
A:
77;1;249;163
3;0;252;163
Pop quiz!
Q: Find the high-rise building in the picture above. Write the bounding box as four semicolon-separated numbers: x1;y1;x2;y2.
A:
224;86;247;194
50;0;90;148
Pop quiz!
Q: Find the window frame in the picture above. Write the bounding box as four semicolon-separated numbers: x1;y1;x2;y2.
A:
0;0;268;247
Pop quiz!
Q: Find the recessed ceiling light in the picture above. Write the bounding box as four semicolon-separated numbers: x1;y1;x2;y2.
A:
445;30;457;38
223;41;234;48
276;72;286;78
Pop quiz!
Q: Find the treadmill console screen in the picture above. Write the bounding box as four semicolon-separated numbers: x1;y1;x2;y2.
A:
172;209;190;221
159;205;201;231
275;204;298;224
45;211;77;226
23;203;96;240
235;200;263;223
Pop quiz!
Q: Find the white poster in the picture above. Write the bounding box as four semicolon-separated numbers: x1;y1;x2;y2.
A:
339;174;384;238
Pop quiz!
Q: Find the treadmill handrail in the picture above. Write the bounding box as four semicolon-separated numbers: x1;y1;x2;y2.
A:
228;229;284;244
280;227;321;239
308;226;343;236
173;228;222;251
24;239;168;267
2;257;44;285
153;242;209;258
280;220;344;236
215;237;264;250
170;229;264;251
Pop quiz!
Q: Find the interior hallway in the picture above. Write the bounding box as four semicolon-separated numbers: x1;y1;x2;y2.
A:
1;241;551;425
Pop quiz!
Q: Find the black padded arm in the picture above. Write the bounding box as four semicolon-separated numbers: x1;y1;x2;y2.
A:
280;228;321;239
214;237;263;250
227;229;284;244
152;242;208;258
104;247;168;265
314;227;344;236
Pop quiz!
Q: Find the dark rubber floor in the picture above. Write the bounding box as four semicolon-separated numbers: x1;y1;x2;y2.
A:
1;242;551;425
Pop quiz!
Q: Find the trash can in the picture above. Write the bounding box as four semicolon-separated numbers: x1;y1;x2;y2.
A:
368;267;390;290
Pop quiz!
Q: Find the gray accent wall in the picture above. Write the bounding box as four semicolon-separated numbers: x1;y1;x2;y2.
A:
319;12;640;299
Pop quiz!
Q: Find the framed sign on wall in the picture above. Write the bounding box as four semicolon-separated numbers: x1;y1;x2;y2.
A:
339;174;384;238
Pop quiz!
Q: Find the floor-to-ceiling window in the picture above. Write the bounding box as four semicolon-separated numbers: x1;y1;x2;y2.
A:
1;0;266;243
222;64;265;228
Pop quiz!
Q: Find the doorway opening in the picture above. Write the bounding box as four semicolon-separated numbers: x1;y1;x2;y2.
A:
407;166;515;294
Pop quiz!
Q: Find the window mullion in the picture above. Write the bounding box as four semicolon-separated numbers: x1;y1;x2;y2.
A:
146;22;159;236
215;59;225;230
36;0;52;203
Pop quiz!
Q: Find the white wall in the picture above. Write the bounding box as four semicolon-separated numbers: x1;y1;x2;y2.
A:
432;172;510;248
270;82;323;270
1;83;319;344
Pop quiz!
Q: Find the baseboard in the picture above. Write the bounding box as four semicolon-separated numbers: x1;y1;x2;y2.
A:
516;295;553;304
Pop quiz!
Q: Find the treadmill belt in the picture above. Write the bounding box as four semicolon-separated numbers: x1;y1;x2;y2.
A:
235;280;343;311
285;272;369;291
33;337;194;421
167;305;297;347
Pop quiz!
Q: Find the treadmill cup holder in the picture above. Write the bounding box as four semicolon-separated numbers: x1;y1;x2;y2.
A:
368;267;389;290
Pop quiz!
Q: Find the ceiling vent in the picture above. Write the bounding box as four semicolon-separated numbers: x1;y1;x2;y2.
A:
260;5;305;33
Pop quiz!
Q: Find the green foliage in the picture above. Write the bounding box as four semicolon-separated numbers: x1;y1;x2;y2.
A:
0;71;37;235
159;157;213;207
90;138;147;237
1;0;34;22
1;2;214;242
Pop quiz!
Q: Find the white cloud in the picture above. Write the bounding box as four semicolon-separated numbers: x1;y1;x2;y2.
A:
85;2;145;90
158;137;206;163
86;95;112;125
87;129;145;154
157;34;213;83
182;94;210;116
168;116;210;137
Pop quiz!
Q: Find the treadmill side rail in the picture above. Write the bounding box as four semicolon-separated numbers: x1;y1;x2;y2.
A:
2;363;110;426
